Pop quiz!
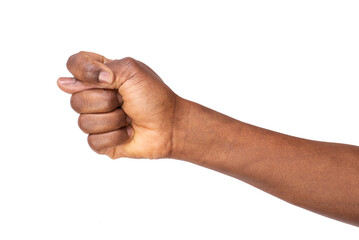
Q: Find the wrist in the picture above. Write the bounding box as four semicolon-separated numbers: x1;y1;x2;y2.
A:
169;96;246;176
170;96;193;159
170;97;235;163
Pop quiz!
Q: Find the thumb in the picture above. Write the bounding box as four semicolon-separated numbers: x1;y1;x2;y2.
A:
57;77;112;94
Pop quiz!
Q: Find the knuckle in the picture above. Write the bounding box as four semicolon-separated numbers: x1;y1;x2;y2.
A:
119;57;139;72
78;51;87;56
66;51;84;69
70;94;82;113
66;54;76;70
87;134;101;153
78;115;90;133
121;57;137;66
105;57;140;86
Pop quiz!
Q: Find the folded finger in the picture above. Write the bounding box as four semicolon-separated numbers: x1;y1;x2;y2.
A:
70;89;123;114
78;108;130;134
66;51;114;85
88;128;131;154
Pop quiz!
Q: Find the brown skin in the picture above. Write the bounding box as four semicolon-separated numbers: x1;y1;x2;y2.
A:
58;51;359;227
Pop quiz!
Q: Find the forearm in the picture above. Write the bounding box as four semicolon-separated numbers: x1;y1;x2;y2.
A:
172;97;359;226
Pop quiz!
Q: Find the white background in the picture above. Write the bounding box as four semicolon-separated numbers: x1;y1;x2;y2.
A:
0;0;358;239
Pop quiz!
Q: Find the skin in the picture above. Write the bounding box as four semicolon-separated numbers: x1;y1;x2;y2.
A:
58;51;359;227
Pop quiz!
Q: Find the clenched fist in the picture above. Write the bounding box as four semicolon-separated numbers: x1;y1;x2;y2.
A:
57;51;359;227
58;51;182;159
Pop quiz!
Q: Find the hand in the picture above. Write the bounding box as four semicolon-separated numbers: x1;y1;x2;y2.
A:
58;51;181;159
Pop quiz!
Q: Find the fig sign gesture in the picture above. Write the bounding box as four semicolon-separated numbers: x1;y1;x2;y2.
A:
58;51;180;159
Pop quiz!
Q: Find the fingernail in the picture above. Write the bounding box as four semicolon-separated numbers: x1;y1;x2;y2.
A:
126;116;132;124
58;77;75;85
99;71;112;84
126;126;134;139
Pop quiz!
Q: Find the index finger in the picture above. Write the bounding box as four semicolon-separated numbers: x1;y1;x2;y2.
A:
66;51;114;85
